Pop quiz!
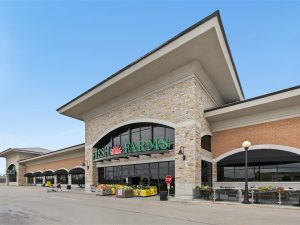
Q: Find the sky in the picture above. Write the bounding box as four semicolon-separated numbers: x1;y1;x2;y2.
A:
0;0;299;174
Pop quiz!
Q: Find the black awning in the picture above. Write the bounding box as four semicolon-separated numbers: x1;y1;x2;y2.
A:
33;172;42;177
24;172;33;177
42;170;54;176
69;167;85;174
54;169;68;175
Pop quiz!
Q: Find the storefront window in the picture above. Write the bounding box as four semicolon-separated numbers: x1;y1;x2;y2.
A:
94;123;175;153
201;135;211;152
57;174;68;184
201;160;212;186
36;176;43;184
141;126;151;140
260;165;277;181
153;126;164;139
150;163;159;187
71;174;85;185
97;161;175;193
27;176;34;184
45;175;54;184
121;131;129;150
131;129;140;143
7;164;17;182
217;149;300;182
135;164;149;186
218;162;300;182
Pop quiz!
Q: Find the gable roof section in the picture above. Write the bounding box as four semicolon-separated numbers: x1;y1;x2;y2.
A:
205;85;300;124
0;147;50;157
57;10;244;120
18;143;84;163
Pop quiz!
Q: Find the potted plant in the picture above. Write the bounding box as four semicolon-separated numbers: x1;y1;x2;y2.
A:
193;185;211;199
193;186;201;199
96;184;112;196
256;185;276;204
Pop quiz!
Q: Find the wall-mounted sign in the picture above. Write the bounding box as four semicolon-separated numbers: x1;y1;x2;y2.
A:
93;137;171;161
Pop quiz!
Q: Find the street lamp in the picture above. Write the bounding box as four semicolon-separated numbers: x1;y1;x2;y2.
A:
242;140;251;204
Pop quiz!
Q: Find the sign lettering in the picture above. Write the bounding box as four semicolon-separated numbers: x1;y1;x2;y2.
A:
93;137;171;160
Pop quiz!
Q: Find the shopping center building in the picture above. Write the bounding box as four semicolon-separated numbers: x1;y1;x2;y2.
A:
1;11;300;198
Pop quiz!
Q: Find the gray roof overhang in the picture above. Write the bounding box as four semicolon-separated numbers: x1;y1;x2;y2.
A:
57;11;244;120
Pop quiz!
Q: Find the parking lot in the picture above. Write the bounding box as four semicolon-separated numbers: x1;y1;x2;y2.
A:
0;186;300;225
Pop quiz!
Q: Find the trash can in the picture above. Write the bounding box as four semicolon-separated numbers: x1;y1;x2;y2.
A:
160;191;168;201
67;185;71;190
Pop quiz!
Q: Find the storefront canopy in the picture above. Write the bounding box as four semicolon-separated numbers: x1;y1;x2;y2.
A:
33;171;42;177
42;170;54;176
54;169;68;175
24;172;33;177
69;167;85;175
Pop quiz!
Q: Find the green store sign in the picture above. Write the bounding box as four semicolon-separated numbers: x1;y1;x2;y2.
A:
93;137;171;161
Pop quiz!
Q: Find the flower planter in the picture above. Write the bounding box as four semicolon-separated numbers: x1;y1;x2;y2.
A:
96;188;112;196
139;189;151;197
193;188;211;200
150;186;158;196
90;184;96;192
254;190;277;204
116;189;134;198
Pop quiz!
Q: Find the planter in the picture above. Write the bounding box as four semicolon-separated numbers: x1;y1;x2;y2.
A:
90;185;96;192
133;189;139;197
111;187;116;195
140;189;151;197
116;189;134;198
193;188;211;200
150;186;158;196
96;188;112;196
254;190;277;204
160;191;168;201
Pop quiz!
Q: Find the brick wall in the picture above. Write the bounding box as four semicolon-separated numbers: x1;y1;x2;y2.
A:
212;117;300;158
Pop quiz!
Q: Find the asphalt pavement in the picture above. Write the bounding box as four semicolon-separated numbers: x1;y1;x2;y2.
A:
0;186;299;225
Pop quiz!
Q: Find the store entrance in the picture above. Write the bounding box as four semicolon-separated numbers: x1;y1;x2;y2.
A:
98;161;175;195
130;176;140;186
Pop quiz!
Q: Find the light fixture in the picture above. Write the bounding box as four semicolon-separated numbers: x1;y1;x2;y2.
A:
242;140;251;204
242;141;251;150
178;146;186;160
82;161;89;170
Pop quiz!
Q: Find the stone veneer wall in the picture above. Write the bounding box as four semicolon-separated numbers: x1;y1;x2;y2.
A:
85;76;215;197
5;152;35;186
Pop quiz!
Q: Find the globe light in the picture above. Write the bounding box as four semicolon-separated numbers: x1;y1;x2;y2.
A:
242;141;251;149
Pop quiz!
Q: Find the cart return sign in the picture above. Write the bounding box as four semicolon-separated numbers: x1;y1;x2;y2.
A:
93;137;172;161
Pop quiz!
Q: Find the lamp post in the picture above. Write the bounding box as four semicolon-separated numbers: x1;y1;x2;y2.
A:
242;140;251;204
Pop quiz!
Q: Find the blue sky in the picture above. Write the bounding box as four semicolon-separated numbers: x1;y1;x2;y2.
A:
0;1;299;174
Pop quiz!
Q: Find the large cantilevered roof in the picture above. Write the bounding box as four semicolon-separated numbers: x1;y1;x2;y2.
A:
57;10;244;120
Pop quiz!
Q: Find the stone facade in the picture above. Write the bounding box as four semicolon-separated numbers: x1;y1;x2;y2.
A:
84;72;215;197
5;152;35;186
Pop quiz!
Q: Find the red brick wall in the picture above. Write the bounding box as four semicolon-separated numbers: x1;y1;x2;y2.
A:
212;117;300;158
